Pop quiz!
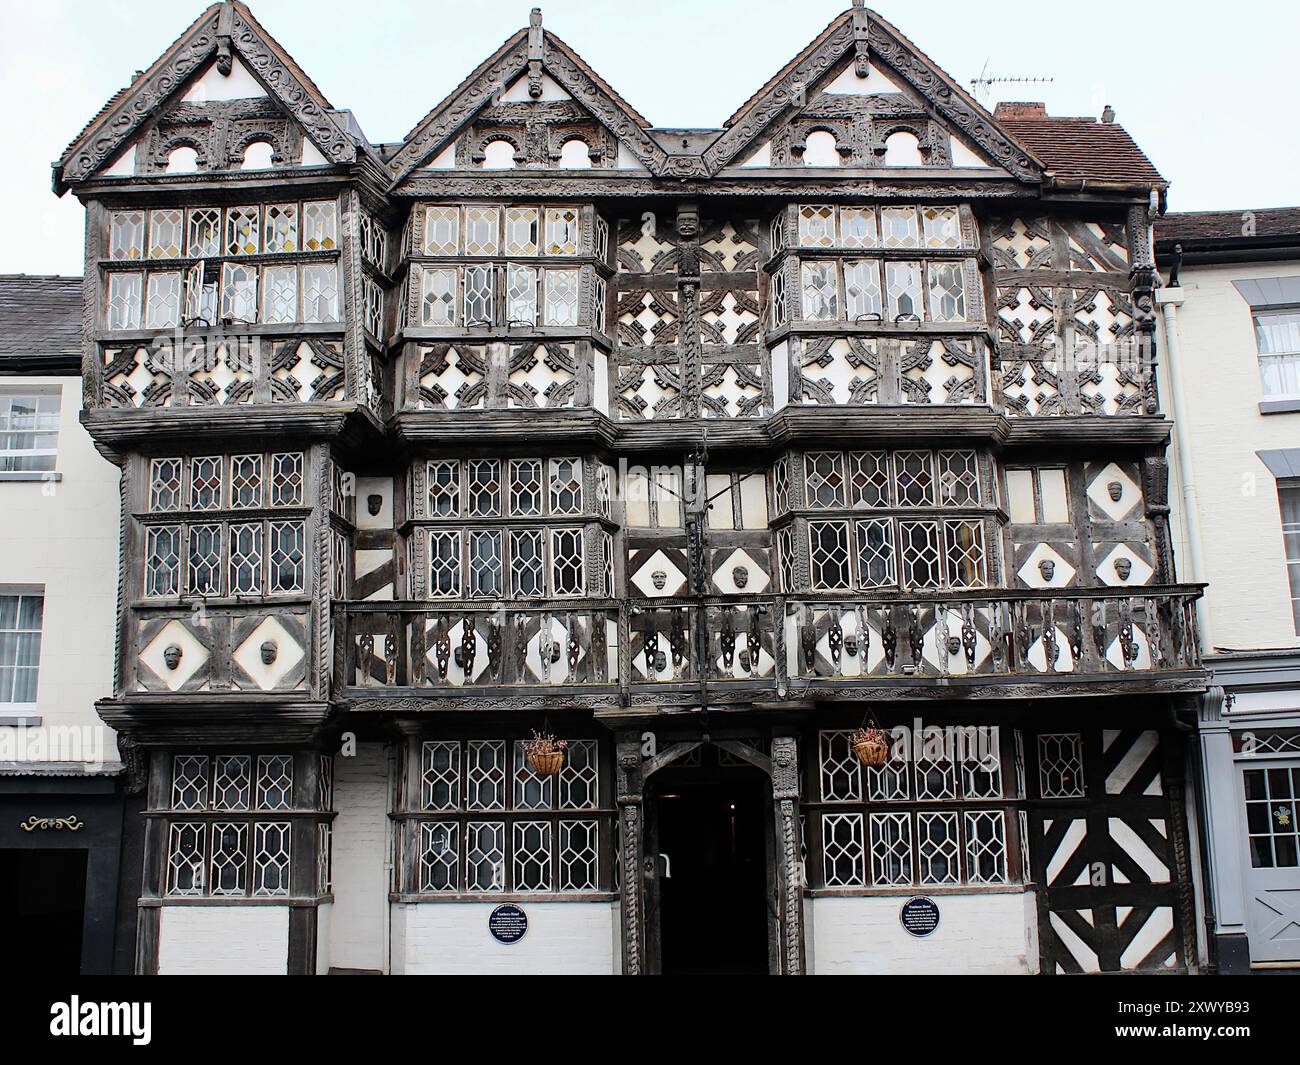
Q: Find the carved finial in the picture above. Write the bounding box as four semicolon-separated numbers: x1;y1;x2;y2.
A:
216;1;235;76
527;6;544;98
530;7;542;28
851;1;871;77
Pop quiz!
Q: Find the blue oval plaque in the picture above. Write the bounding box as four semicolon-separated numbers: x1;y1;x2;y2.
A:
899;896;940;938
488;903;528;944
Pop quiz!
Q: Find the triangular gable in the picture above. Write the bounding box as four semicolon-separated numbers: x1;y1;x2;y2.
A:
54;2;357;193
387;13;671;184
703;4;1043;181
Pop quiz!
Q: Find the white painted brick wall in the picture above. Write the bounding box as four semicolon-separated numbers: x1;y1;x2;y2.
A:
1160;262;1300;651
809;892;1035;974
325;743;390;972
157;906;289;975
395;902;617;975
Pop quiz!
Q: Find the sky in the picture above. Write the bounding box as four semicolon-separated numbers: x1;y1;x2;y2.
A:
1;0;1295;276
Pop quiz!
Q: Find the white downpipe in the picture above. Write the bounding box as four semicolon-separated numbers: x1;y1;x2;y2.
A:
1156;287;1212;652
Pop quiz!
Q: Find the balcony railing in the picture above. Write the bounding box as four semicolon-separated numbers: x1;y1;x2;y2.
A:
338;585;1203;701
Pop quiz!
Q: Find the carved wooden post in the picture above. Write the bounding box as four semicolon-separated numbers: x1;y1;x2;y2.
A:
771;735;804;975
615;734;645;975
676;204;702;418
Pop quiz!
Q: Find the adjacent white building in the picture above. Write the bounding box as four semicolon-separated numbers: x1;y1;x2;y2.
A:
0;275;125;973
1156;210;1300;970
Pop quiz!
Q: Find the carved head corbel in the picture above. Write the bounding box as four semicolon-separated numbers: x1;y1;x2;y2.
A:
163;645;183;671
260;640;279;666
1038;559;1056;582
1114;557;1133;581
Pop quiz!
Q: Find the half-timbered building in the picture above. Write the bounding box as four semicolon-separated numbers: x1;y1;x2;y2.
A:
55;1;1207;974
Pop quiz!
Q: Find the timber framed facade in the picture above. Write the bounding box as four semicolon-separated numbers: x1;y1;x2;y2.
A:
56;1;1206;974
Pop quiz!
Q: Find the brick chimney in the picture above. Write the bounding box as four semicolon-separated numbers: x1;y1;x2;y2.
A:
993;101;1047;120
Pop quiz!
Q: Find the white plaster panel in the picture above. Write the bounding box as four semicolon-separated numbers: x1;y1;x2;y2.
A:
157;905;289;975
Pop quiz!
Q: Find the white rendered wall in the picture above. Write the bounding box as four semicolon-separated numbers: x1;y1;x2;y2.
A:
157;906;289;975
324;743;391;972
1159;261;1300;651
808;892;1036;974
394;902;617;975
0;376;120;763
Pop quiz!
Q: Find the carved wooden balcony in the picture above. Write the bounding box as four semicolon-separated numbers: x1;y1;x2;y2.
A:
337;585;1204;708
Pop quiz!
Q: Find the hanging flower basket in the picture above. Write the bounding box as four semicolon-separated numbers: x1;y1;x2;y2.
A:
523;731;568;776
850;727;889;767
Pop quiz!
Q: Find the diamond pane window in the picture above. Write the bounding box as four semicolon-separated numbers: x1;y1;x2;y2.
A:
464;207;500;256
880;207;920;247
594;214;610;260
937;450;980;506
212;755;252;811
145;526;181;596
966;811;1007;884
302;264;339;323
148;209;184;259
917;812;961;885
220;262;258;323
424;206;459;254
510;459;543;515
866;758;911;802
543;269;580;326
464;264;494;326
839;207;878;248
172;755;210;810
225;207;260;255
270;453;303;507
428;530;461;597
188;524;223;595
770;267;787;327
419;822;459;892
963;747;1003;800
822;812;866;886
255;755;293;810
208;824;257;898
252;822;291;896
268;521;306;593
513;741;553;810
145;272;182;329
359;212;387;268
855;518;896;588
899;520;942;589
106;273;142;330
800;261;839;321
228;523;263;594
466;822;506;890
923;206;962;248
421;267;457;326
263;204;298;253
559;821;599;891
916;756;959;800
506;264;538;326
944;519;986;588
869;812;913;885
1038;733;1085;798
510;529;545;597
797;205;836;247
467;531;503;598
262;266;297;324
302;202;337;251
514;822;552;890
549;458;582;514
804;452;845;507
927;261;966;322
551;528;584;595
167;823;206;895
558;740;599;809
543;208;580;255
505;207;539;255
331;529;348;599
229;455;263;509
848;451;890;507
895;451;934;506
467;741;507;810
468;460;501;516
184;263;217;325
844;260;883;321
109;211;145;260
190;457;223;509
809;520;852;590
885;261;923;319
421;742;462;810
819;731;862;801
593;274;607;334
149;458;183;511
186;208;221;257
427;460;460;516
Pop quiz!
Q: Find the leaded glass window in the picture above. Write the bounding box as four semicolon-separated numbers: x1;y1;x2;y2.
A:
844;260;883;320
268;521;306;593
463;207;500;255
922;206;961;248
510;459;543;515
109;211;145;260
543;269;580;326
421;267;457;326
149;459;183;511
220;262;258;323
885;261;923;319
467;531;503;597
801;261;838;321
428;530;461;598
880;207;920;247
148;209;184;259
544;208;580;255
506;264;538;325
187;208;221;258
263;204;299;253
187;524;223;595
145;526;181;596
510;529;545;597
225;207;260;255
464;264;494;326
427;460;460;516
106;273;142;330
927;261;965;322
505;207;539;255
262;265;298;324
301;264;339;323
302;201;337;251
424;206;459;254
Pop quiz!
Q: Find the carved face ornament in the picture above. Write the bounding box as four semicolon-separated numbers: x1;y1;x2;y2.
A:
651;570;668;591
732;565;749;589
1114;557;1133;581
1038;559;1056;582
1107;481;1124;503
260;640;279;665
367;494;383;517
163;645;183;671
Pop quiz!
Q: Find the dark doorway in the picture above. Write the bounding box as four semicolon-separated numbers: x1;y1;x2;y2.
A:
649;758;770;974
0;849;88;974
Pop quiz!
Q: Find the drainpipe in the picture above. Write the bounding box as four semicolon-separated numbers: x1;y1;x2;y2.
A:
1154;279;1212;653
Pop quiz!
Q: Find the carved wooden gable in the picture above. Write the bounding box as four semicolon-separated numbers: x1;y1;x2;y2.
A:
55;1;357;191
387;14;672;183
705;4;1040;180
